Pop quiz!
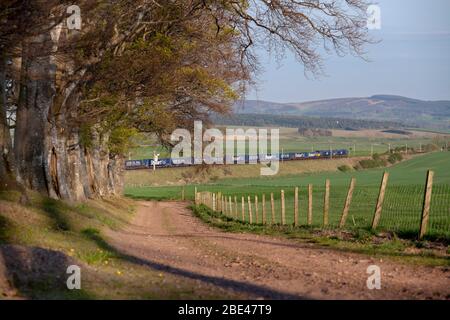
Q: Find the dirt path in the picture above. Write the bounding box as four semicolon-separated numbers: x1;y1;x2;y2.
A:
106;201;450;300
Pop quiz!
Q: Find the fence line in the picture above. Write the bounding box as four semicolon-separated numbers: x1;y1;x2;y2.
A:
194;170;449;240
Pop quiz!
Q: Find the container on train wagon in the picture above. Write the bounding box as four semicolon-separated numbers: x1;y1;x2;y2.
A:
244;155;259;163
260;154;273;161
125;160;143;168
159;158;172;167
279;153;292;160
294;152;308;159
319;150;331;157
150;158;165;167
203;155;224;164
224;155;234;164
336;149;349;156
307;152;321;158
142;159;151;167
171;157;192;166
234;155;245;164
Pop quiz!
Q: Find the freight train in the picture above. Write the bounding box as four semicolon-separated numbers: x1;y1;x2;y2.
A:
124;149;349;170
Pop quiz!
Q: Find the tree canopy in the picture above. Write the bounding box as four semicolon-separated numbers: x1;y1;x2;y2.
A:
0;0;371;199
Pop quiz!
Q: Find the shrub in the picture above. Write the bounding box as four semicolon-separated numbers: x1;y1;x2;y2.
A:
422;143;440;152
388;153;403;164
337;165;352;172
358;158;387;169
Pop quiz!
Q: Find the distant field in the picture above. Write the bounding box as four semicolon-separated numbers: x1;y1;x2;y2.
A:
125;152;450;239
128;127;449;159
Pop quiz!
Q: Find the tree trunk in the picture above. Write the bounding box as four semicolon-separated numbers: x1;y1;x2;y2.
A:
88;126;112;197
14;33;56;194
14;29;124;200
108;155;124;196
0;57;16;190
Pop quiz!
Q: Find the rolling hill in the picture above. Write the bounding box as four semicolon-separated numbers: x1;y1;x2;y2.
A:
233;95;450;130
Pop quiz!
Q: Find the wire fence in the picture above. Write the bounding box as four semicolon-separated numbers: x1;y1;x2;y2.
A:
195;172;450;240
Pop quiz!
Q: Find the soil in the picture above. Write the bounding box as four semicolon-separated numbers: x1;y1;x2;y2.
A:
105;201;450;300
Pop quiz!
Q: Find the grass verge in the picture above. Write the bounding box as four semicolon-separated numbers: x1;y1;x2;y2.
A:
0;191;240;299
191;204;449;267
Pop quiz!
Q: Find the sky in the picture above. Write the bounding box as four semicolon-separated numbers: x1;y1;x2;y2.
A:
248;0;450;103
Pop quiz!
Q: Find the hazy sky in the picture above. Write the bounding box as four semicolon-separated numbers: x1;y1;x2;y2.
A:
249;0;450;102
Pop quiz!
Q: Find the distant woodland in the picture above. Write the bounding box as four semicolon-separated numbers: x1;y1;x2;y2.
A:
212;113;403;130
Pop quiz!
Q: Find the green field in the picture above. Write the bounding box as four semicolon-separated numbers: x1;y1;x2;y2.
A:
125;152;450;239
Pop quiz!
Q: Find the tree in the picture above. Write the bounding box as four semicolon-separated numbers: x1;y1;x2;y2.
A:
1;0;371;199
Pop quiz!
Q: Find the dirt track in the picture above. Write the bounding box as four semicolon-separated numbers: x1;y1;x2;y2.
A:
106;201;450;300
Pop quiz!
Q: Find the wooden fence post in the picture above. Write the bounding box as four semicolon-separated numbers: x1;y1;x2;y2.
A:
221;196;227;214
194;187;198;204
270;193;275;224
234;196;238;218
419;170;434;239
339;178;356;228
224;196;227;214
241;196;245;222
323;180;330;226
255;195;259;224
371;172;389;229
224;196;227;215
211;192;214;208
218;192;222;212
247;196;253;224
294;187;299;227
229;196;233;217
262;194;266;225
212;193;216;211
281;190;286;225
308;184;313;225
